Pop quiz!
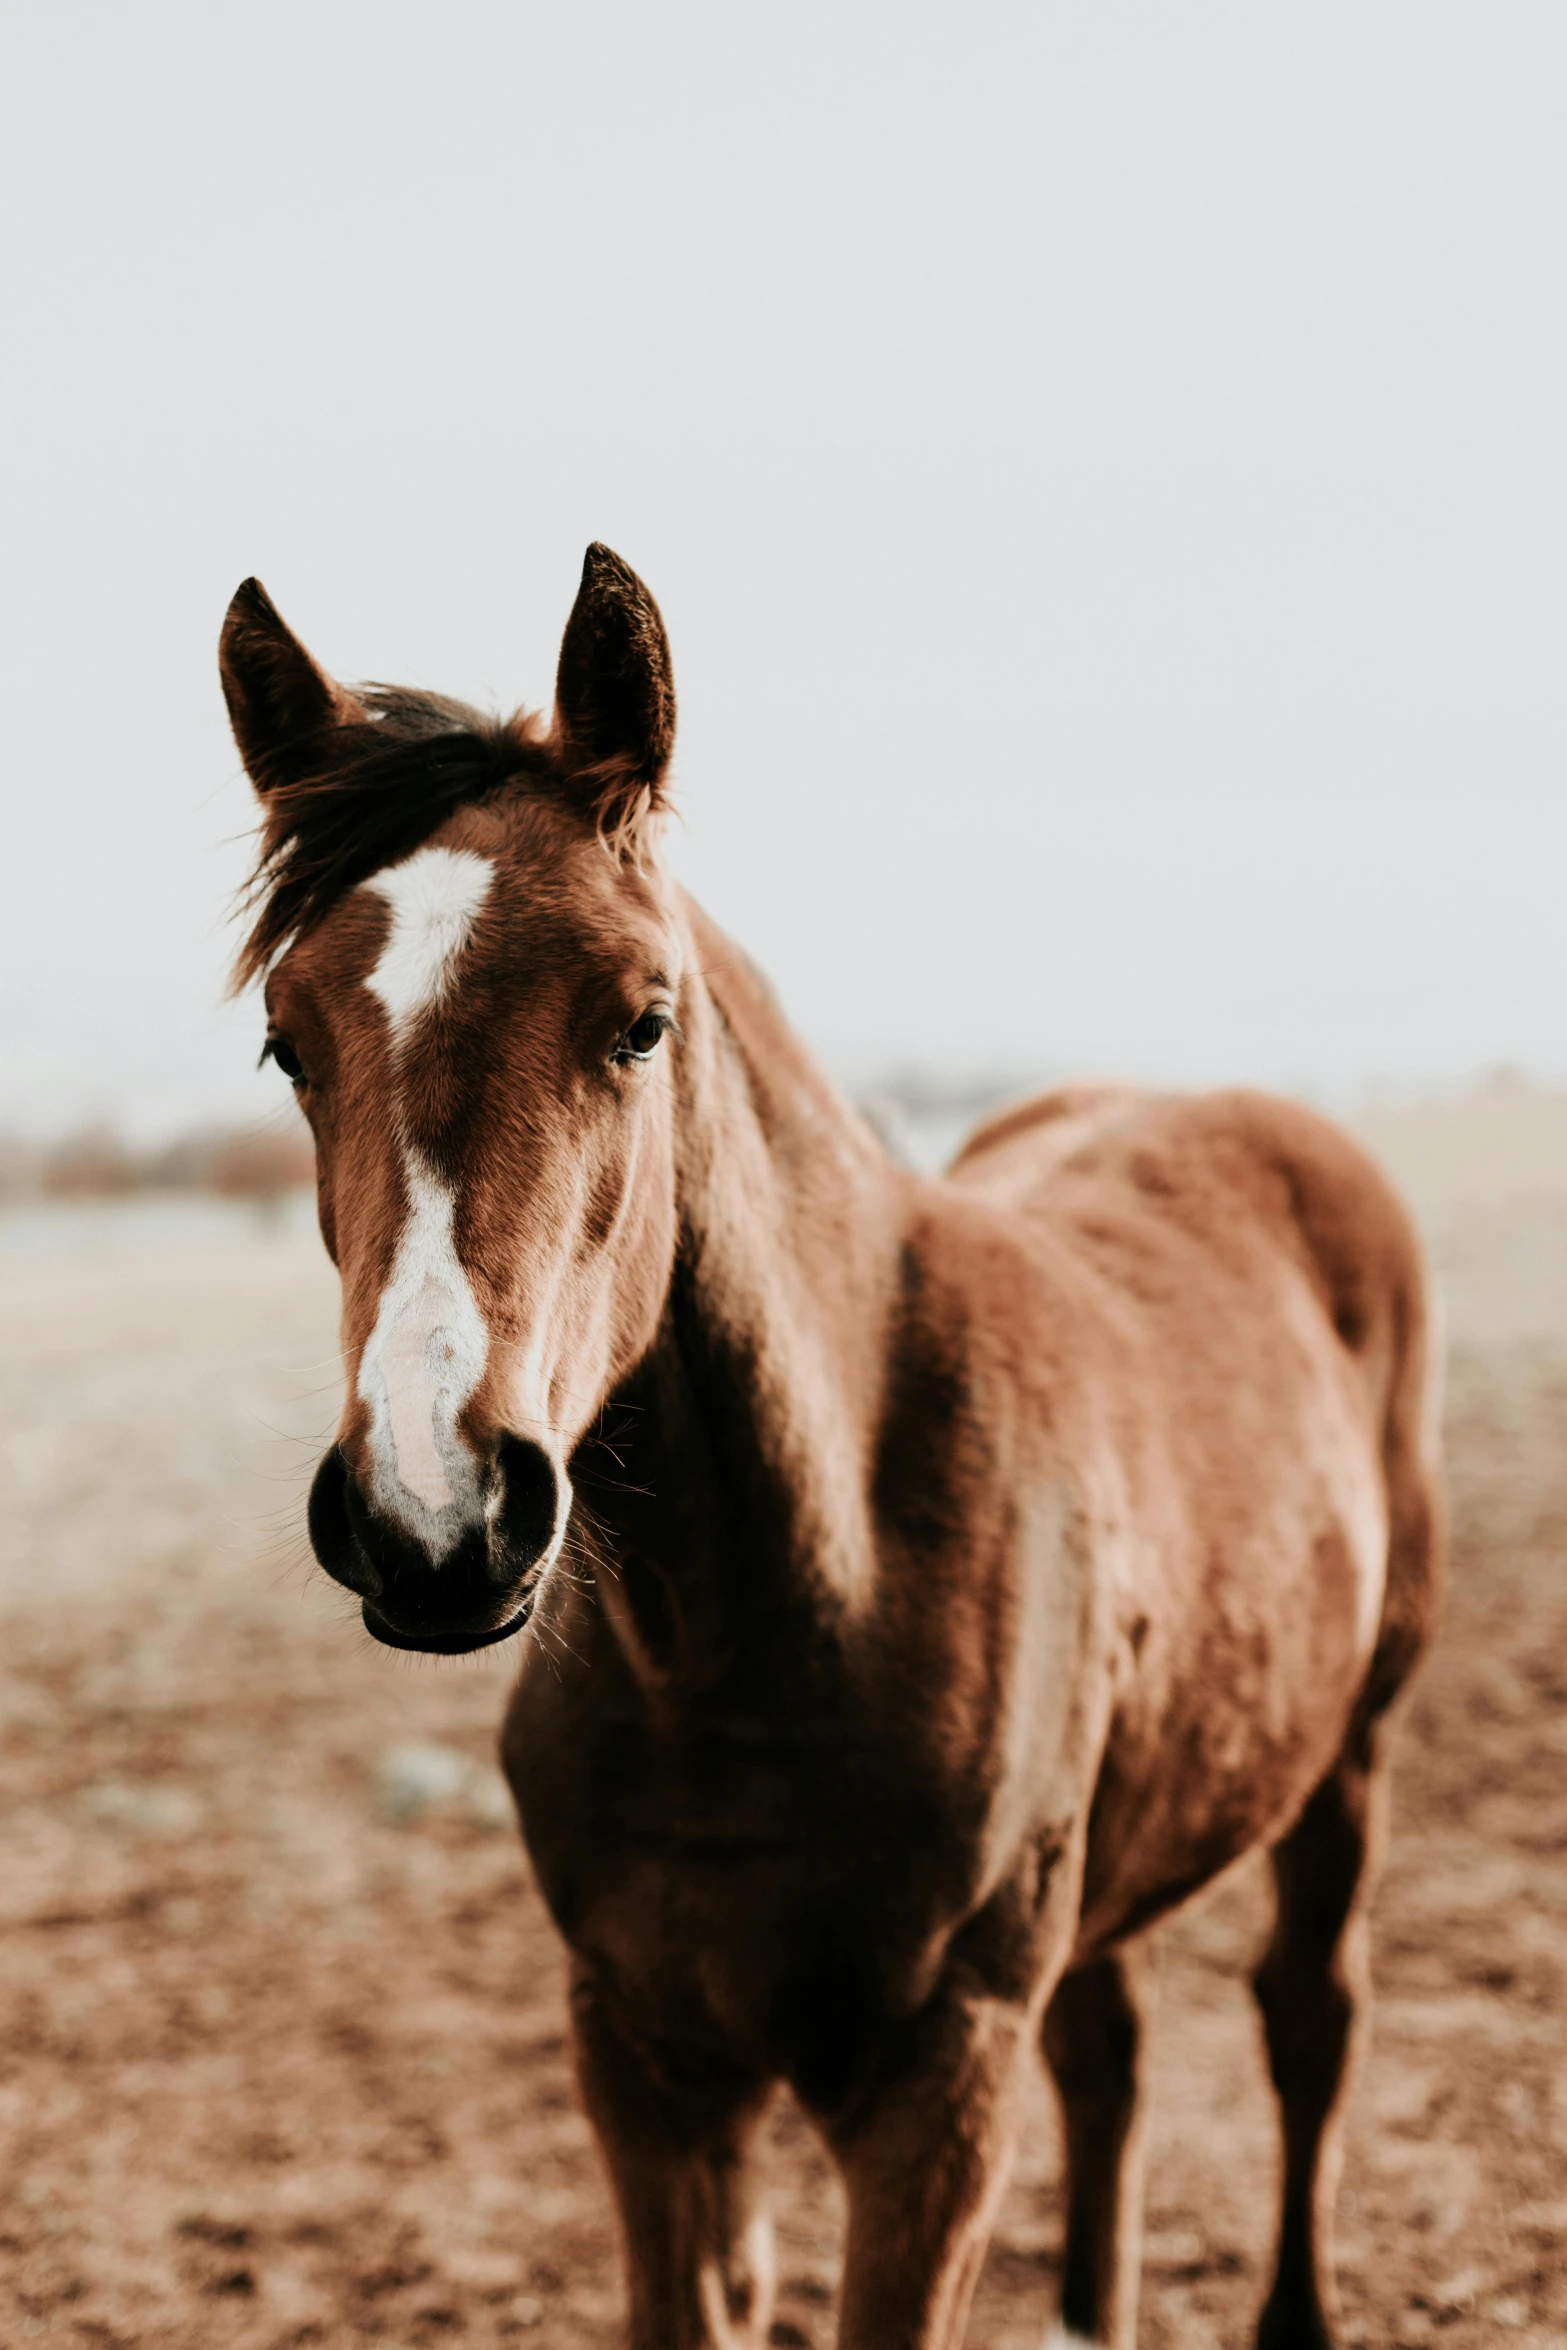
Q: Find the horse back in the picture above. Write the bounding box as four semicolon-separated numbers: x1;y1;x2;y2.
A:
950;1080;1430;1426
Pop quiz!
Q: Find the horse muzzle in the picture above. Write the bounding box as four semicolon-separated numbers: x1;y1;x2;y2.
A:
306;1434;564;1655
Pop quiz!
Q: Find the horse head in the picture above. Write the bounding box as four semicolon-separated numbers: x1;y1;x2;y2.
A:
222;548;685;1653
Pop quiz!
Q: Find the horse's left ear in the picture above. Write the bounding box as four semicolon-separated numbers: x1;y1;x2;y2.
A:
553;544;676;831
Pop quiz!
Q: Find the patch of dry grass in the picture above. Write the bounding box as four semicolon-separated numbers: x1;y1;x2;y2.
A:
0;1099;1563;2347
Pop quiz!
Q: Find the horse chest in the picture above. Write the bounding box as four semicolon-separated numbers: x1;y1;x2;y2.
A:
505;1676;989;2090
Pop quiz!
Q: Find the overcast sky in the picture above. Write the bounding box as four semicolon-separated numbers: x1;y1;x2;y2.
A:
2;3;1564;1137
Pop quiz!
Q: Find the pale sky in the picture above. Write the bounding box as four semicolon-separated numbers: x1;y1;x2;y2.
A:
3;3;1564;1137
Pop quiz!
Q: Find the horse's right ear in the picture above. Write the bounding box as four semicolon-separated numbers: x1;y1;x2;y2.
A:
219;579;362;796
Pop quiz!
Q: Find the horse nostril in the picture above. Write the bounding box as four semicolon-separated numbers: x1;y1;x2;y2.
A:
307;1446;383;1598
488;1435;563;1582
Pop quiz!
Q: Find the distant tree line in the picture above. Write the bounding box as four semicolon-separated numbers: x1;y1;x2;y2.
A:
0;1117;315;1204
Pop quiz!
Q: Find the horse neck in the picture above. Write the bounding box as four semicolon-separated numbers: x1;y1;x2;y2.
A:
592;895;904;1649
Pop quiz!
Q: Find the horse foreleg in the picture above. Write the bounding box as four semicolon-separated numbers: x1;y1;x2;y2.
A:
828;1983;1033;2350
1041;1943;1155;2350
570;1970;775;2350
1252;1737;1385;2350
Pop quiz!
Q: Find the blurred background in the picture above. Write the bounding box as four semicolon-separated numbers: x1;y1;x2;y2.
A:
4;0;1567;1155
1;8;1564;2348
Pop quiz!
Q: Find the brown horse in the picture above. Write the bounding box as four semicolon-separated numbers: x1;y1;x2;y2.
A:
220;547;1441;2350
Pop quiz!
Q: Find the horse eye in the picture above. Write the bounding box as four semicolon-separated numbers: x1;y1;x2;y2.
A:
615;1010;671;1064
264;1033;307;1087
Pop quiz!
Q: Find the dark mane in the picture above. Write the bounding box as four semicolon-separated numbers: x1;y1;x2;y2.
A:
232;686;556;988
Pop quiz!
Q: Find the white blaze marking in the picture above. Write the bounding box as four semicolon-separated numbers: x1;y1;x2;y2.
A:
363;846;493;1038
357;1154;490;1557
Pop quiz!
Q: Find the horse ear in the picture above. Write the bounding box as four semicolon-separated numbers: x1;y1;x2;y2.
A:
553;544;676;828
219;578;362;796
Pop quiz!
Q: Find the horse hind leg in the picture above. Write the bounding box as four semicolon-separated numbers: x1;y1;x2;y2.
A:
1254;1295;1442;2350
1254;1606;1435;2350
1251;1735;1384;2350
1253;1496;1436;2350
1041;1943;1155;2350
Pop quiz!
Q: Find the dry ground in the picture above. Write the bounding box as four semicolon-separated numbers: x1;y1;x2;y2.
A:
1;1096;1564;2349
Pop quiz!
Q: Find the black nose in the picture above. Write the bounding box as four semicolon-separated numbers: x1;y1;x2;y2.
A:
307;1435;564;1655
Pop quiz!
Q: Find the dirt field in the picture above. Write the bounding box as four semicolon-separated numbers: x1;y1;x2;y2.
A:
1;1096;1564;2349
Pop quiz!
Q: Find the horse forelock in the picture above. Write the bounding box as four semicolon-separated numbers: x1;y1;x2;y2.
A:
232;686;558;990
